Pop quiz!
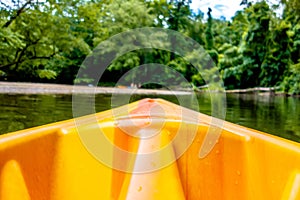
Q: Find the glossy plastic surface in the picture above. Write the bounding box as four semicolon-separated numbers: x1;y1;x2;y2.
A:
0;98;299;199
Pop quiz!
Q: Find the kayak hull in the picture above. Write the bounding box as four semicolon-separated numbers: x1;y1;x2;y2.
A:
0;98;299;199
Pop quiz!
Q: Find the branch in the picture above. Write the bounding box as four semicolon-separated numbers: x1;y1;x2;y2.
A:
2;0;32;28
0;2;10;10
0;52;56;69
0;61;19;69
0;38;40;69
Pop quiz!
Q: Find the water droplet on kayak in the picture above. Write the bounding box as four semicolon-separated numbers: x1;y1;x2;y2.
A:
138;186;142;192
236;170;241;176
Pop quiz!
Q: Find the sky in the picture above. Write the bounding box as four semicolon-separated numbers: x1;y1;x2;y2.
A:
190;0;246;20
191;0;283;20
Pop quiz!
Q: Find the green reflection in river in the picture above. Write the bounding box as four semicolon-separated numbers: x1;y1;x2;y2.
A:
0;93;299;143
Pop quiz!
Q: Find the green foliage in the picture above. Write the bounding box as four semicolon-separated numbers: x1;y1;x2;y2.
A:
0;0;298;94
103;0;155;35
282;62;300;94
261;20;292;86
228;11;249;46
218;44;244;89
37;69;57;79
166;0;192;31
0;0;92;83
186;11;205;45
238;1;272;87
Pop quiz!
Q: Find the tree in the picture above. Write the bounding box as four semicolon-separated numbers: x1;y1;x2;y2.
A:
238;1;272;88
205;8;214;50
260;20;293;86
186;11;205;45
0;0;91;83
281;0;300;17
281;9;300;94
218;44;244;89
75;0;156;85
0;0;298;92
227;11;248;47
215;11;247;89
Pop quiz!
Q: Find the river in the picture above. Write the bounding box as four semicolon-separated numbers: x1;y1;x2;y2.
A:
0;93;299;142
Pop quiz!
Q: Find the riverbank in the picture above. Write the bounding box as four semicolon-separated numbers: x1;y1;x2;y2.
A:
0;82;191;95
0;82;296;96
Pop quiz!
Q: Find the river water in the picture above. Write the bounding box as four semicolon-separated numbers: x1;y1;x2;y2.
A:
0;93;299;142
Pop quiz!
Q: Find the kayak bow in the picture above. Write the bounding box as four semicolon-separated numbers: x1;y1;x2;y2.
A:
0;98;299;199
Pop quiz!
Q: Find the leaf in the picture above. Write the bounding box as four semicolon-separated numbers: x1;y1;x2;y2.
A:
37;69;57;79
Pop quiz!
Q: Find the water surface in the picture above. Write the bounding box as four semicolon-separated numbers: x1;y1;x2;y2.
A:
0;93;299;142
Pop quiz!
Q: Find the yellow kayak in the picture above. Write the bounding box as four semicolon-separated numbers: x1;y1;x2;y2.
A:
0;98;300;199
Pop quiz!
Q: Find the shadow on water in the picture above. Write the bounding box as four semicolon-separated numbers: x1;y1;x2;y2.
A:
0;93;299;143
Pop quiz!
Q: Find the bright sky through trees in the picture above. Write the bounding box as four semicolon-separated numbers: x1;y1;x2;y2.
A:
191;0;245;20
191;0;283;20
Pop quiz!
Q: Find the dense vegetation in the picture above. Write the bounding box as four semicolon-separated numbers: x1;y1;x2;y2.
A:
0;0;299;94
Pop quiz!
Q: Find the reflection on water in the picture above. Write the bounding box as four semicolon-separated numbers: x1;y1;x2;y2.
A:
225;93;300;142
0;93;299;142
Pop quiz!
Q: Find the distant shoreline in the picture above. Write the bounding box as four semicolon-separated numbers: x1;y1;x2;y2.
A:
0;82;191;95
0;82;296;96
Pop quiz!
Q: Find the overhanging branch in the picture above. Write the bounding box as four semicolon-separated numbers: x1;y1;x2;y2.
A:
2;0;32;28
